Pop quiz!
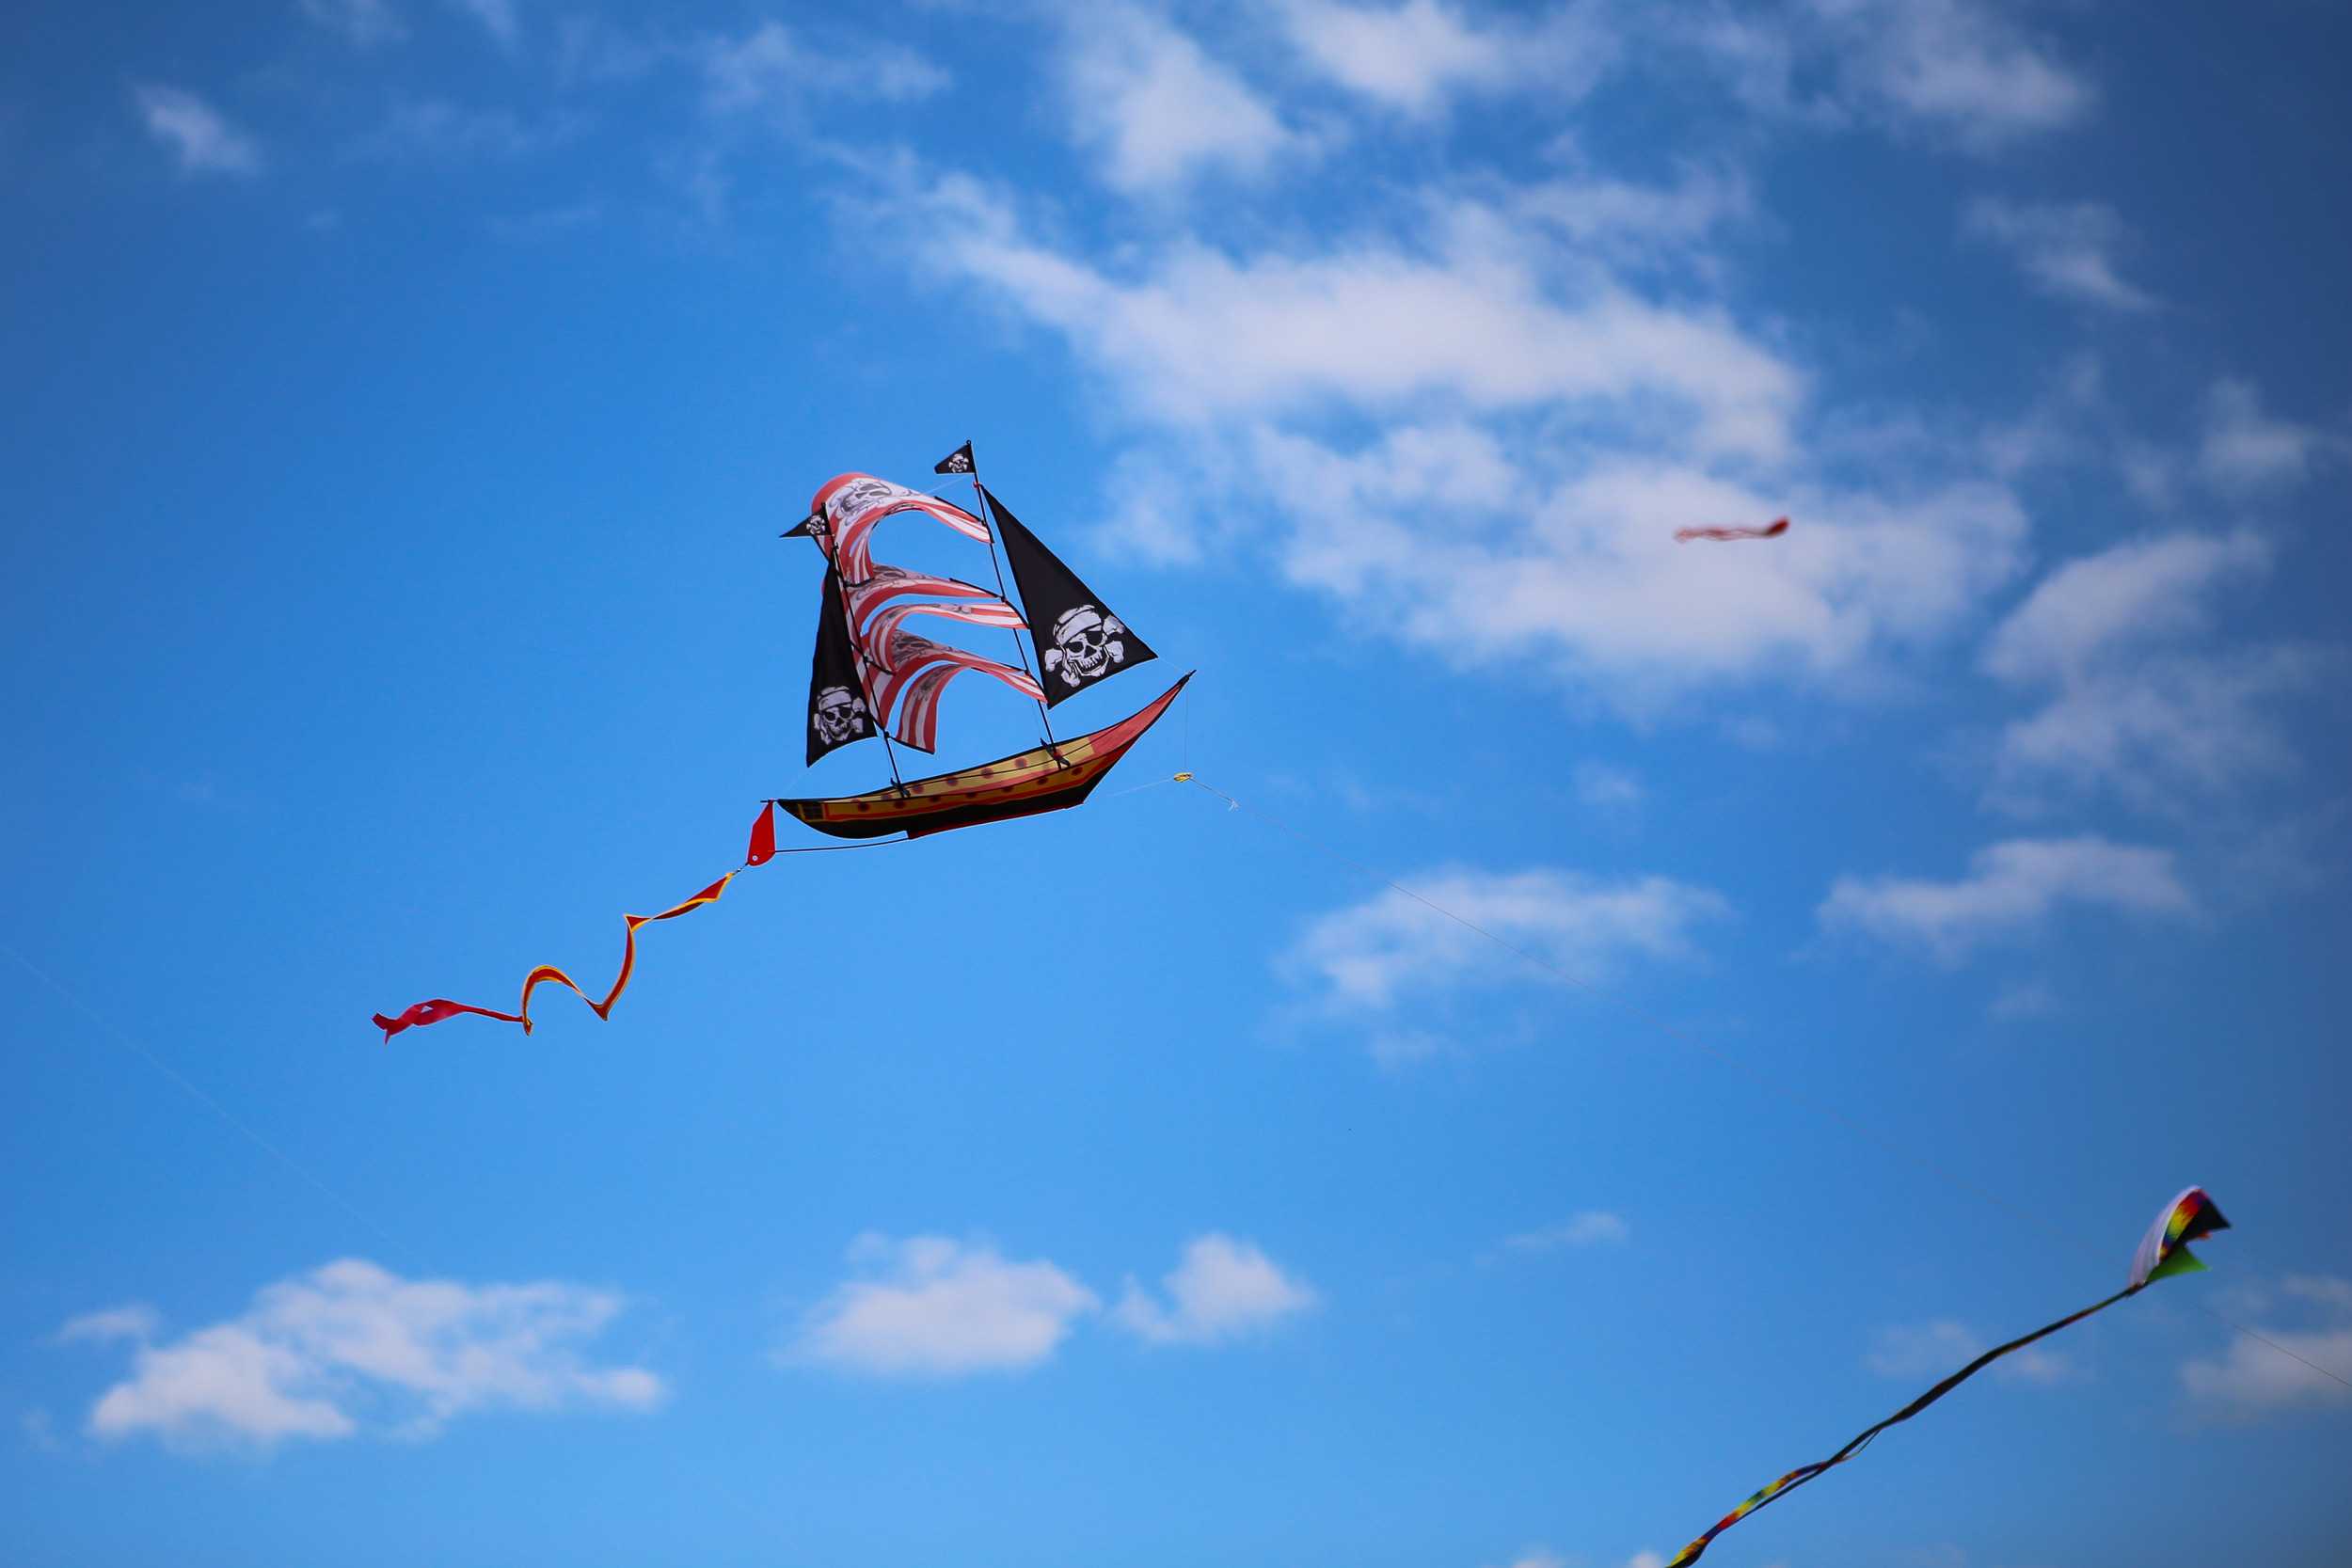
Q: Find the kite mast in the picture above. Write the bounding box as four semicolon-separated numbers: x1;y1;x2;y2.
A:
944;441;1059;751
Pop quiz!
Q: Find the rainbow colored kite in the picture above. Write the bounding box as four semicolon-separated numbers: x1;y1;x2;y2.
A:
1663;1187;2229;1567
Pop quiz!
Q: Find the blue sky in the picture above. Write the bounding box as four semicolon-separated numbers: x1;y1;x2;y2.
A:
3;2;2349;1564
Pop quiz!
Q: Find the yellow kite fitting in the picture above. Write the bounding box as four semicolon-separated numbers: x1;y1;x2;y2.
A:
1173;771;1194;782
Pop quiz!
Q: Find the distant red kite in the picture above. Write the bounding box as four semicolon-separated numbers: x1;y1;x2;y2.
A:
1676;516;1789;543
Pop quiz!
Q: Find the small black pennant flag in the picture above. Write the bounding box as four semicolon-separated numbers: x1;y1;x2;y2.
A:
933;440;976;475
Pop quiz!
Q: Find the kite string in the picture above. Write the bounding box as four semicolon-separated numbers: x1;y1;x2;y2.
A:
1177;775;2352;1394
3;940;402;1250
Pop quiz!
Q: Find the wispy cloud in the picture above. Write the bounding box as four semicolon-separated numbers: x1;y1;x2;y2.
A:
1963;197;2156;311
1112;1234;1316;1346
2181;1275;2352;1418
58;1260;662;1449
446;0;518;50
2199;378;2343;494
56;1305;163;1344
884;169;1799;453
132;85;262;176
1980;530;2326;813
1272;0;1614;119
1573;762;1644;814
702;21;948;117
1982;531;2267;685
1804;0;2094;150
1987;978;2057;1020
1513;158;1755;263
1284;864;1729;1015
1819;836;2194;962
298;0;405;47
862;160;2055;707
1504;1212;1629;1251
786;1235;1098;1377
1057;3;1308;193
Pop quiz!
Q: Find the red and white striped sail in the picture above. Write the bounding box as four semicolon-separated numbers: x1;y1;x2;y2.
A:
867;632;1044;749
843;563;996;630
861;598;1026;671
811;472;990;583
891;661;1047;752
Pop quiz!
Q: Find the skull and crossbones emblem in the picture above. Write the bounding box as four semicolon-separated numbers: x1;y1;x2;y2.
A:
811;685;869;746
1044;604;1126;687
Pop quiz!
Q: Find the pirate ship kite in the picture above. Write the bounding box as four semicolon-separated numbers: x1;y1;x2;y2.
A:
775;443;1188;838
371;442;1186;1041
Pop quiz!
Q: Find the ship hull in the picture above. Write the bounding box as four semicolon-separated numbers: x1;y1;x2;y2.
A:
773;673;1191;840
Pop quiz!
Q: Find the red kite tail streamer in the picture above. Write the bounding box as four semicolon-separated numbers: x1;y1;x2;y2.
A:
1675;516;1789;543
373;808;775;1043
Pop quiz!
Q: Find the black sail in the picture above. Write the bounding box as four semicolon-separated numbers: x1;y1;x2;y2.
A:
805;564;876;764
981;484;1156;707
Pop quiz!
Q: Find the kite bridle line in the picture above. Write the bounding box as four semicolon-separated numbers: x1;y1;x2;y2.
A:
1171;774;2352;1401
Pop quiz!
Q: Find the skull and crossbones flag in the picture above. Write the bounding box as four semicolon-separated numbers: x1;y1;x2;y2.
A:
806;564;876;765
980;484;1155;707
933;440;976;475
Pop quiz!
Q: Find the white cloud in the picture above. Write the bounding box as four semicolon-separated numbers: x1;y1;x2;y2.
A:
1058;4;1306;192
1285;864;1729;1013
1514;160;1755;262
1273;0;1613;119
1112;1234;1316;1346
1983;531;2266;685
862;135;2054;710
61;1260;662;1449
2199;378;2340;493
132;85;261;176
702;21;948;116
1505;1212;1629;1251
1573;762;1644;813
56;1305;163;1343
1806;0;2093;150
2181;1276;2352;1418
1988;978;2057;1020
1867;1319;2073;1384
1263;444;2027;705
1963;197;2156;311
447;0;518;49
787;1235;1099;1377
297;0;404;46
1991;647;2323;814
1275;0;1508;114
1624;1553;1668;1568
888;170;1799;456
1980;531;2325;812
1819;836;2193;962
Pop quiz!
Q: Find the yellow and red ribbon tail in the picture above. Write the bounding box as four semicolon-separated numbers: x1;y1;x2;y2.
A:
371;872;739;1042
373;998;529;1042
